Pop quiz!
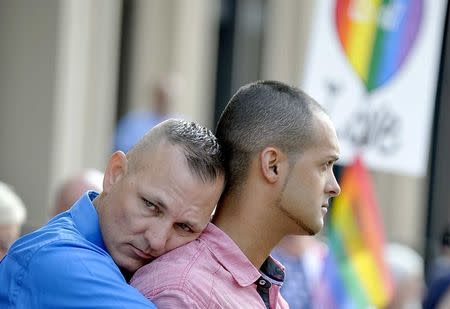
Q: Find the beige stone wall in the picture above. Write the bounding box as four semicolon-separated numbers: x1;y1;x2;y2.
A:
126;0;220;128
0;0;121;231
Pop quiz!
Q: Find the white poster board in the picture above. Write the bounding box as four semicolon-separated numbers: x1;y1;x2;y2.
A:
302;0;447;176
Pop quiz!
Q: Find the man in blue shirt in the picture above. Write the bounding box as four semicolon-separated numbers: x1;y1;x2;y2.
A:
0;119;225;308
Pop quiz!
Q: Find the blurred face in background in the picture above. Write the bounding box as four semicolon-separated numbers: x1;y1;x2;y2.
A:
388;275;424;309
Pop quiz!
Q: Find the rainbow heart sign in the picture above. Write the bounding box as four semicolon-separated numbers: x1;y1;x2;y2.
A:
335;0;423;92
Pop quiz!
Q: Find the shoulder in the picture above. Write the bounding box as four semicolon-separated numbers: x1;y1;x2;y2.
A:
131;239;216;291
3;224;155;308
8;217;93;264
7;221;115;288
131;239;220;306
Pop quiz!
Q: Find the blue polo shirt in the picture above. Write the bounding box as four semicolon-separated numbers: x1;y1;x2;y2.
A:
0;191;156;308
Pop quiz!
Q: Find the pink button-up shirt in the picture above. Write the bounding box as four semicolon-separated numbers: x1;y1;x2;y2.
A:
131;223;289;309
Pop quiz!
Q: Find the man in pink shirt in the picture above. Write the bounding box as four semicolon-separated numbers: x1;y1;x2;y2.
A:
131;80;341;308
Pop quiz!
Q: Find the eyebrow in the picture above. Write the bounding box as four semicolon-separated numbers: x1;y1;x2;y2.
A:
330;155;340;162
324;154;339;162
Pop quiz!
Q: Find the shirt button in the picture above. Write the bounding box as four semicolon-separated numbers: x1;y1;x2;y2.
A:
259;279;266;286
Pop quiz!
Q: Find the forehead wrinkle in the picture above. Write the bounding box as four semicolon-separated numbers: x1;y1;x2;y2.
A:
168;196;211;230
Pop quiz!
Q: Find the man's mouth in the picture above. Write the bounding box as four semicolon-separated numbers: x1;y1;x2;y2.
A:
131;245;154;260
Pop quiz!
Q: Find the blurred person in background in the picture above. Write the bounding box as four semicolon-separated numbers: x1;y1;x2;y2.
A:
423;272;450;309
271;235;327;308
131;81;341;308
51;168;103;217
427;223;450;286
114;72;185;153
0;119;225;308
384;242;425;309
0;181;26;260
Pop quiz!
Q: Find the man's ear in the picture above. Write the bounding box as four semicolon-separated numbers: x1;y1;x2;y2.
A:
103;151;128;192
260;147;284;184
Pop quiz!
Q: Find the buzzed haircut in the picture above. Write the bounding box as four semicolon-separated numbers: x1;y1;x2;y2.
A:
129;119;224;184
215;80;325;191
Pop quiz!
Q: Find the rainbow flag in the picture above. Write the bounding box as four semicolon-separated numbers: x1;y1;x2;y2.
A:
335;0;423;92
320;156;394;308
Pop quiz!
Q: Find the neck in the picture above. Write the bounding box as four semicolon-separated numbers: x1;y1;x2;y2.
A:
212;188;290;269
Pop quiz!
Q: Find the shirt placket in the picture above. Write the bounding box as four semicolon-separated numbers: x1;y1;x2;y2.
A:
256;276;272;309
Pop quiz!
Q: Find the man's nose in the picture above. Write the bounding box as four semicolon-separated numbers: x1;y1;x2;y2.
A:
328;173;341;197
145;225;171;256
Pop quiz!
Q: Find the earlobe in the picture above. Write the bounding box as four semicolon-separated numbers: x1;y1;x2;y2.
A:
103;151;128;192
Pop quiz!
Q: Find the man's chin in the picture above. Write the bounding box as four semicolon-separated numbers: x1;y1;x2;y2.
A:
298;220;322;236
310;221;324;236
117;258;144;276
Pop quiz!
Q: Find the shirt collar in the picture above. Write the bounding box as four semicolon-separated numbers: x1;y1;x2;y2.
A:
200;223;285;287
259;255;285;286
70;191;106;251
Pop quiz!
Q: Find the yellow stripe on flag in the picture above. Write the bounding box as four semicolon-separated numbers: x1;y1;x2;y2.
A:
346;0;382;82
352;250;390;306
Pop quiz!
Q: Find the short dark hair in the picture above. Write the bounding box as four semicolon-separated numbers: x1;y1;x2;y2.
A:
215;80;324;191
130;119;224;183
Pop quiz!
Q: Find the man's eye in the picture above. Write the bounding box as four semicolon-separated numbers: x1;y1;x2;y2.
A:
143;199;159;213
325;160;334;168
177;223;193;233
321;161;332;172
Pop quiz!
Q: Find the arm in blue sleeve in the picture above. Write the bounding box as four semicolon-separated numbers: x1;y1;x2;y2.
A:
23;241;157;309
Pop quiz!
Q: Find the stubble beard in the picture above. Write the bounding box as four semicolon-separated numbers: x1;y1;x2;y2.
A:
276;169;316;236
278;203;316;236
